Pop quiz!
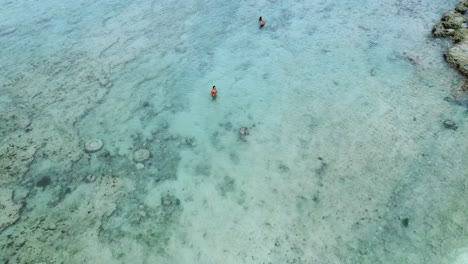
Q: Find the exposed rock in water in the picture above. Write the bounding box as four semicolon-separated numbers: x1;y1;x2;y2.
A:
84;138;104;153
456;1;468;13
434;2;468;89
433;22;455;37
445;43;468;76
133;148;150;163
453;28;468;43
443;120;458;130
441;11;466;29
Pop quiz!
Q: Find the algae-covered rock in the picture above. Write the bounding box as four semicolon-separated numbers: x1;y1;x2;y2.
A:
442;11;466;29
433;22;455;37
453;28;468;43
445;42;468;76
455;1;468;13
434;2;468;80
0;188;23;231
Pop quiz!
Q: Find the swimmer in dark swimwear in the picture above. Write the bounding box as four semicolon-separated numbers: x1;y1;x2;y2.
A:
259;16;265;28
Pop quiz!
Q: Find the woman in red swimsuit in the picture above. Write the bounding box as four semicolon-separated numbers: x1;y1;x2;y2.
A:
211;85;217;99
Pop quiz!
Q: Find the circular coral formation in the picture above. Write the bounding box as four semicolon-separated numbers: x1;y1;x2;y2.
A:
84;139;104;153
133;148;151;163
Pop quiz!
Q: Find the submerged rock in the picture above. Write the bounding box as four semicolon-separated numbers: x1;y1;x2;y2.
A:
133;148;150;163
136;163;145;170
84;174;97;183
36;176;52;188
401;217;410;227
402;51;421;65
161;194;180;207
84;139;104;153
443;120;458;130
46;223;57;230
239;127;249;141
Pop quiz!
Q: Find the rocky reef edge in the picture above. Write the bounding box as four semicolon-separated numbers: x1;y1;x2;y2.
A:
434;1;468;92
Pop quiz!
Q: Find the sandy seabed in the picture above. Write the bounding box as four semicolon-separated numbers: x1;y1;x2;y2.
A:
0;0;467;263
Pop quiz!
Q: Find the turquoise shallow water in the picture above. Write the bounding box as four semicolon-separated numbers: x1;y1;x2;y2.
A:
1;0;468;263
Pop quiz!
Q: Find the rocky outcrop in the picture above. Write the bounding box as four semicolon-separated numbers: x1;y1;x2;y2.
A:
442;11;466;29
456;1;468;13
446;43;468;76
453;28;468;43
432;22;455;37
434;1;468;81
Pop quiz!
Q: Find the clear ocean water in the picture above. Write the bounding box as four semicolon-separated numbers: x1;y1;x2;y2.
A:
0;0;467;263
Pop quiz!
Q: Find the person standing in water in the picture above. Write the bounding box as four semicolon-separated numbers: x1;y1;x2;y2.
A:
259;16;265;28
211;85;217;100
